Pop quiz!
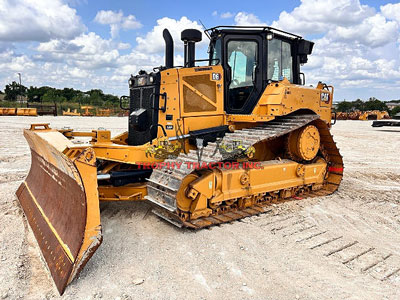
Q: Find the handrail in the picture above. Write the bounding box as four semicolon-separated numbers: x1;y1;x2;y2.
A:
205;26;302;39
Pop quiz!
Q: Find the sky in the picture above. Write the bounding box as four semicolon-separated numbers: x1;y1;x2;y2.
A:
1;0;400;101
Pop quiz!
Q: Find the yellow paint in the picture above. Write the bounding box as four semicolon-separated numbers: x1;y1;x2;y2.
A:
98;184;147;201
177;159;327;218
183;115;224;133
17;108;38;116
63;108;81;116
69;147;102;283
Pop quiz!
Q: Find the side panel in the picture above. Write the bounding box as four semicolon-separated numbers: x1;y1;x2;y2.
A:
183;115;225;133
157;69;183;139
249;80;333;123
178;65;224;118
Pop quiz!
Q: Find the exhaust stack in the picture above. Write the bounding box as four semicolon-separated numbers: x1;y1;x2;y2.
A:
181;29;202;67
163;29;174;69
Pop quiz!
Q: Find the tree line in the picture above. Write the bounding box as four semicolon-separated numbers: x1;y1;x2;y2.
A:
2;81;120;108
2;81;400;116
336;97;400;116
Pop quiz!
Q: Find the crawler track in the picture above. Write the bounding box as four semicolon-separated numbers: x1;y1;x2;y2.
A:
146;113;344;228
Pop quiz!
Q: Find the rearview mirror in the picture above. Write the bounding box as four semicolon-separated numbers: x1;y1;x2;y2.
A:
298;40;314;55
119;95;130;111
298;40;314;64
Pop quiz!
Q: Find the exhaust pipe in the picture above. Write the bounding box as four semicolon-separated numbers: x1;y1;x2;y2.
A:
163;29;174;69
181;29;202;68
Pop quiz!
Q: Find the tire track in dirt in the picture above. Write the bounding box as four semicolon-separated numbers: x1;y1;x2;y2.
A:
260;212;400;286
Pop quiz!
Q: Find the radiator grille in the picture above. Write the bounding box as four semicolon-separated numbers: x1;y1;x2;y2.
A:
130;89;141;110
128;82;160;146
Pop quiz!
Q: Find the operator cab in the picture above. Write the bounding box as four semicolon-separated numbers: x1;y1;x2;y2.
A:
125;26;314;146
206;26;314;114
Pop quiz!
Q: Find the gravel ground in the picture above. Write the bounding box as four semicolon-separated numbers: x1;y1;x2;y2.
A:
0;116;399;300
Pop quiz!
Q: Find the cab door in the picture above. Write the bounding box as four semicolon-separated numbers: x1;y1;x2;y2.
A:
223;35;263;114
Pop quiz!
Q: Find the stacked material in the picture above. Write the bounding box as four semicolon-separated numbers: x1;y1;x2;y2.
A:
335;110;390;120
63;108;81;116
0;108;37;116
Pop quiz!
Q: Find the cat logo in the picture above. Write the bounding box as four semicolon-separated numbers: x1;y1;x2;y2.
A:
321;92;330;104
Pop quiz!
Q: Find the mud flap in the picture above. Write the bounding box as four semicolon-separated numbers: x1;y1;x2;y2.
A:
16;126;102;295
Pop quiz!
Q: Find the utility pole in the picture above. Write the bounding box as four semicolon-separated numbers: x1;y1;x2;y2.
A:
17;72;22;103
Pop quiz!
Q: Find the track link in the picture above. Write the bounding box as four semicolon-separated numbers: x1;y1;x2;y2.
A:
146;113;344;229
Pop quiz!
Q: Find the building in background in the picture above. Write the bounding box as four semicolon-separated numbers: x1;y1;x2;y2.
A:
386;102;400;110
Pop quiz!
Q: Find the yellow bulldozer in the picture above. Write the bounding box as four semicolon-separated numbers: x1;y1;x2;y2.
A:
16;26;343;294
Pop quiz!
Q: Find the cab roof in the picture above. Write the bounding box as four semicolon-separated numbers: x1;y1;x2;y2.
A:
205;26;303;40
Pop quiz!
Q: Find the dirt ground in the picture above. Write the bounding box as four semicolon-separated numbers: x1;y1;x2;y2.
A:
0;116;399;300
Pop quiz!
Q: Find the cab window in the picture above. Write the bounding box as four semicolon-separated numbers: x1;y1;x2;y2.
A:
227;40;258;110
210;38;221;65
228;41;257;87
268;39;293;82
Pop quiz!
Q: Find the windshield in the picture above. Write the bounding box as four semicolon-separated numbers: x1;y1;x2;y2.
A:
267;38;293;82
210;38;221;65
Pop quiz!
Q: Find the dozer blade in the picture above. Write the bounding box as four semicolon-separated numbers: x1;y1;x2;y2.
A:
16;124;102;294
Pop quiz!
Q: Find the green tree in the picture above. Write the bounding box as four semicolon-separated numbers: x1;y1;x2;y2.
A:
336;98;389;112
336;100;353;112
42;90;67;103
27;86;55;102
88;91;103;106
4;83;122;107
390;106;400;117
27;86;39;102
5;81;27;101
60;88;80;101
71;93;84;104
364;97;388;111
353;99;364;111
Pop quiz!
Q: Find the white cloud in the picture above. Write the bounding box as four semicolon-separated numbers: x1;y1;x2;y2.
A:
256;0;400;100
36;32;121;69
95;10;124;24
0;0;85;42
2;4;400;101
303;32;400;99
271;0;375;35
381;3;400;22
94;10;142;38
0;51;35;72
221;12;234;19
122;15;142;30
135;16;206;54
212;11;235;19
4;17;194;93
330;13;398;48
0;15;210;94
117;42;131;50
234;12;267;26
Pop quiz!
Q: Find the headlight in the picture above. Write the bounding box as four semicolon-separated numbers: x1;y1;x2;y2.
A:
129;78;134;87
149;76;154;83
266;32;274;40
138;77;146;86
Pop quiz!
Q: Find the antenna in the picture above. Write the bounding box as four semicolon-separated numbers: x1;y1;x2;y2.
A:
199;19;211;39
